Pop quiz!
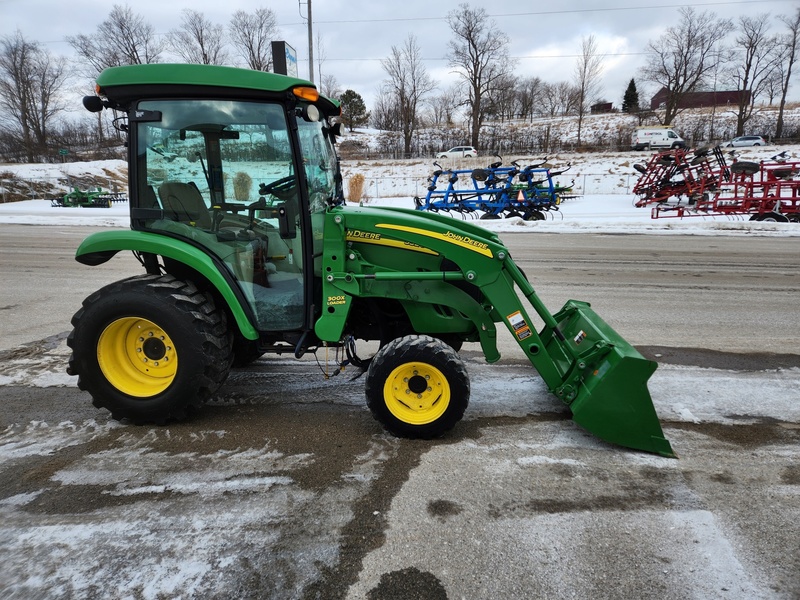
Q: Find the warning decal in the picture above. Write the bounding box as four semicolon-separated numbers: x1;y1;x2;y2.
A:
507;310;532;341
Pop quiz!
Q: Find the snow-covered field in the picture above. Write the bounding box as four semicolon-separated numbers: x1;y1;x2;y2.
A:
3;193;800;237
3;143;800;236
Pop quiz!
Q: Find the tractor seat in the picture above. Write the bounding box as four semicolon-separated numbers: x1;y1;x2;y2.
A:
158;181;212;229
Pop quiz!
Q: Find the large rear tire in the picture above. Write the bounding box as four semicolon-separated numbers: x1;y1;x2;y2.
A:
232;335;265;367
67;274;233;423
365;335;469;438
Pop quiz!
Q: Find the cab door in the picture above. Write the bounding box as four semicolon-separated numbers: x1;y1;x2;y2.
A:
134;99;308;331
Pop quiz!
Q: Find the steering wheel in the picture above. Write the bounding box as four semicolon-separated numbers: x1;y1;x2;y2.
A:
259;175;296;199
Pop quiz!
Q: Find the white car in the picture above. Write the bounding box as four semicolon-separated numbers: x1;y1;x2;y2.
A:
726;135;766;147
437;146;477;159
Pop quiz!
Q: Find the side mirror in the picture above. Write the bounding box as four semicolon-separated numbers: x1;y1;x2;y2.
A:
83;95;104;113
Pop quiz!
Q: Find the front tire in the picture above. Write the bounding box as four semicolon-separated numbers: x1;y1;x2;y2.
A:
67;274;233;423
365;335;469;438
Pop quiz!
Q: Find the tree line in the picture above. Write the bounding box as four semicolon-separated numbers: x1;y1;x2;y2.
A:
1;3;799;163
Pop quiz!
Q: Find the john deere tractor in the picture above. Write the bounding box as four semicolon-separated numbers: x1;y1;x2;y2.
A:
68;64;674;457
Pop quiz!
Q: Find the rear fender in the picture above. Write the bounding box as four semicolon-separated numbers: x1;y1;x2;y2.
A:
75;230;259;340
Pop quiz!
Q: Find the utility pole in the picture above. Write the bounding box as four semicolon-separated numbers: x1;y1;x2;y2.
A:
299;0;314;84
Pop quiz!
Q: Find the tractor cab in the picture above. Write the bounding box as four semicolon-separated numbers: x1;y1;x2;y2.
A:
86;64;343;334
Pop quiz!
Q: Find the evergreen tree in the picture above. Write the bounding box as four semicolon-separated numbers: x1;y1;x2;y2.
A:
622;78;640;113
339;89;370;132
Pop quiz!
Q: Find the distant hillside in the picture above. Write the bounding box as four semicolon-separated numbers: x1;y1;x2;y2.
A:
339;104;800;159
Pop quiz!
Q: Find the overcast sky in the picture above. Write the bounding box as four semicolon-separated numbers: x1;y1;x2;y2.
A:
3;0;799;112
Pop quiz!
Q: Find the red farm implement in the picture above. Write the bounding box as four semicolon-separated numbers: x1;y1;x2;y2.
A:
632;147;800;223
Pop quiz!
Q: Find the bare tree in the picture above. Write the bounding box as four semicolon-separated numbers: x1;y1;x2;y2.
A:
762;67;784;105
447;4;513;148
517;76;544;123
539;81;579;118
0;31;68;162
640;7;732;125
485;73;517;122
315;32;327;86
776;7;800;138
67;4;164;75
426;84;461;126
573;35;604;146
168;9;228;65
370;83;400;132
229;8;279;71
728;14;781;136
538;82;560;118
381;35;436;157
320;74;341;99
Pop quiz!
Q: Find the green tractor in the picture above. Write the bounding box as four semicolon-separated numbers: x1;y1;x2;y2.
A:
68;64;674;457
53;186;118;208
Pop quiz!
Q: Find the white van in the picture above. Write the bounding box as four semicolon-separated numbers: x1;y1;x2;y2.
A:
631;127;686;151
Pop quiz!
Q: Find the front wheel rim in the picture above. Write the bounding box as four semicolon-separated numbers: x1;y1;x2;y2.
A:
383;361;450;425
97;317;178;397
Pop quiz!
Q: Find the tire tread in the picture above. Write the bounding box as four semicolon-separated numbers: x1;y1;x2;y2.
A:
67;274;233;424
365;335;469;438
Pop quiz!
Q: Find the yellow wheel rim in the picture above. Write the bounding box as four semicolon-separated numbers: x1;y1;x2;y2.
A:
97;317;178;397
383;361;450;425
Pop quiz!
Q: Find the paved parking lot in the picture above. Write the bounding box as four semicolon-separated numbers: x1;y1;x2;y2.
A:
0;228;798;598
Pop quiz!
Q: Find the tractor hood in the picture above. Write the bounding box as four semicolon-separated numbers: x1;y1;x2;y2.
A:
334;204;507;262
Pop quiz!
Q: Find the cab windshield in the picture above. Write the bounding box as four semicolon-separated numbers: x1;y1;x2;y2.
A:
296;114;340;212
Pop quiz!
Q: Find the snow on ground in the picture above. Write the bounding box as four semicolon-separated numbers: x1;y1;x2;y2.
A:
2;145;800;235
2;194;799;237
2;339;799;426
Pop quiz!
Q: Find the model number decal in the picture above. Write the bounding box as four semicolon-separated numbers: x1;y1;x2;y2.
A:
327;295;347;305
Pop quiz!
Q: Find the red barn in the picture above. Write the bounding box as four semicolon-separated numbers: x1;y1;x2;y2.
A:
650;87;751;110
590;102;614;114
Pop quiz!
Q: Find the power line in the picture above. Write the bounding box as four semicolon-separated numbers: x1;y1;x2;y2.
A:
279;0;795;26
297;52;650;64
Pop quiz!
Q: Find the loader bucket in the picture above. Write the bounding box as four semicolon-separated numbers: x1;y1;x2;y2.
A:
543;300;676;458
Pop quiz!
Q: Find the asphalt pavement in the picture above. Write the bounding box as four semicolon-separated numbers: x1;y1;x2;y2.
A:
0;226;798;599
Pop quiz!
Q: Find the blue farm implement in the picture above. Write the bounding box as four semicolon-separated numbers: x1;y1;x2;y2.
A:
414;157;576;221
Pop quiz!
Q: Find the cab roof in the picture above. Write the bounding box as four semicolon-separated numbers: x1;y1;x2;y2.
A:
95;63;339;115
